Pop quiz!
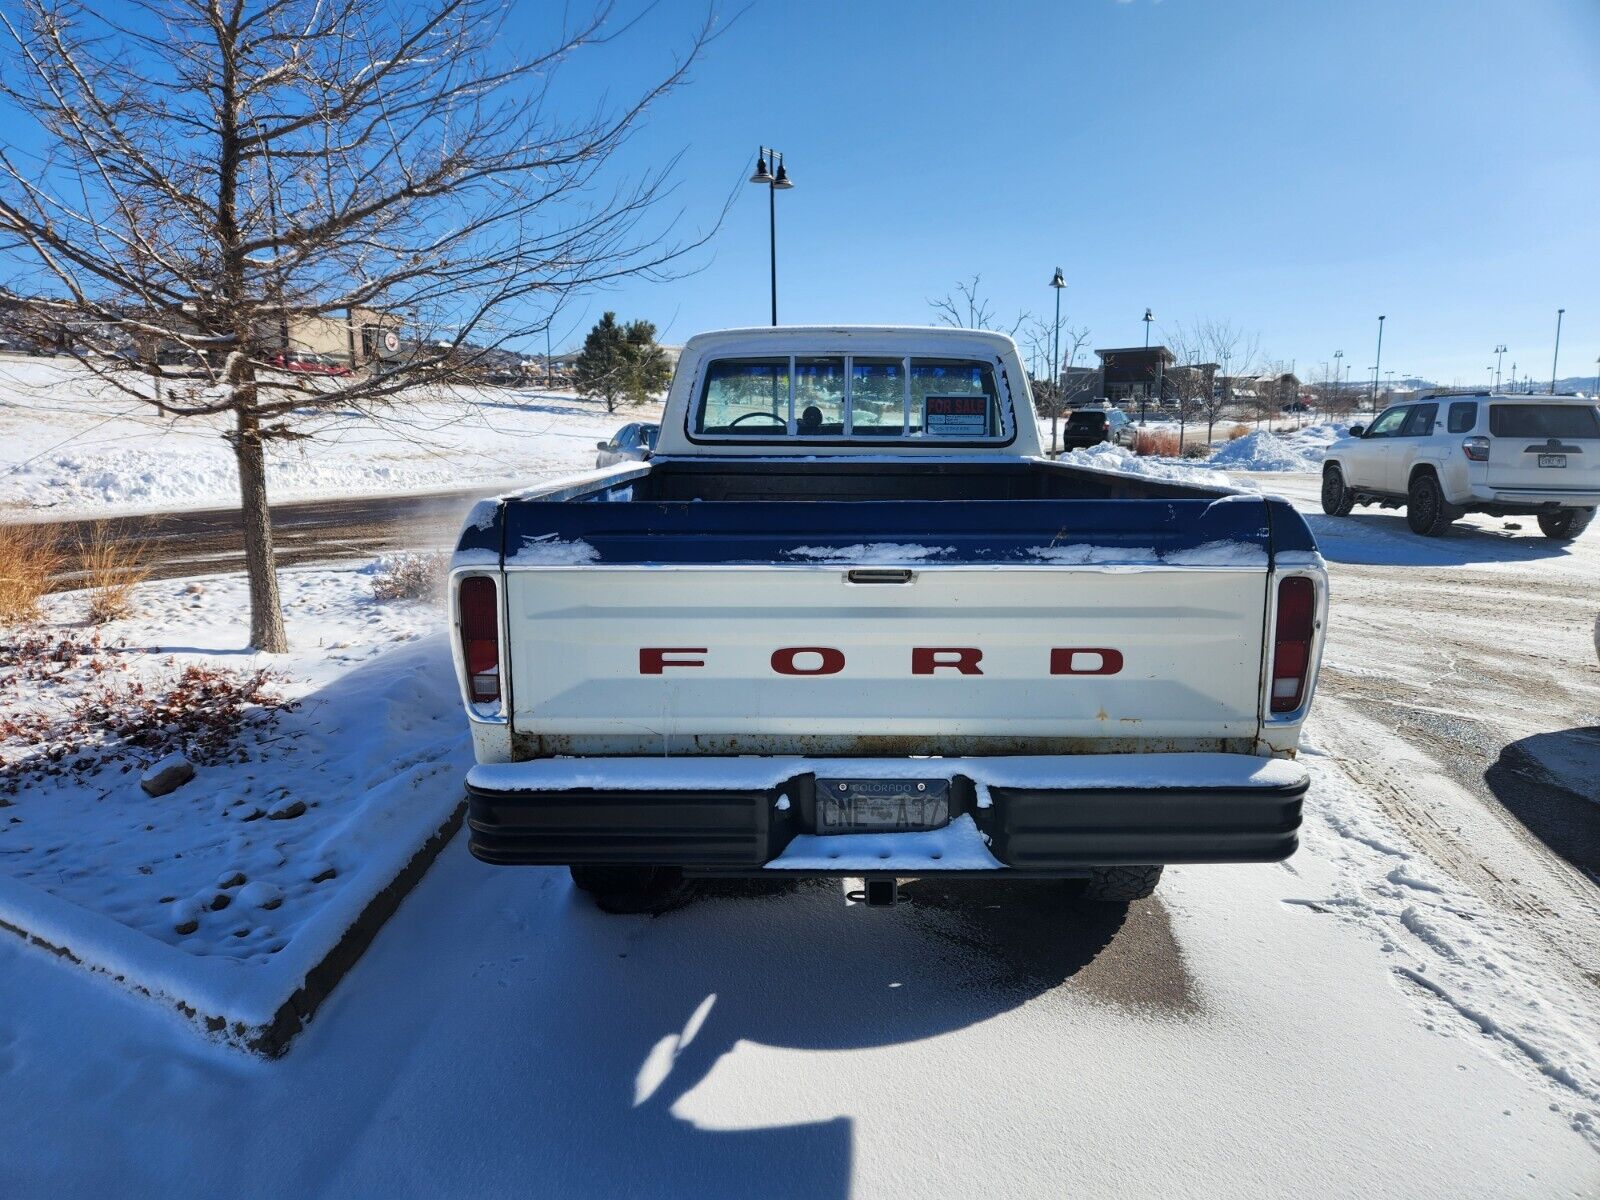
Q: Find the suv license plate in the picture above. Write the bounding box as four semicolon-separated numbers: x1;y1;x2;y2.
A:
815;778;950;834
1538;454;1566;468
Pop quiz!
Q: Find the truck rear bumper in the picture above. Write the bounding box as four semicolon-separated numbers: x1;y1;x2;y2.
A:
465;754;1307;873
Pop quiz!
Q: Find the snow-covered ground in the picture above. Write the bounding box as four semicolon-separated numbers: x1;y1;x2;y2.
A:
0;356;655;516
0;563;469;1041
0;737;1595;1197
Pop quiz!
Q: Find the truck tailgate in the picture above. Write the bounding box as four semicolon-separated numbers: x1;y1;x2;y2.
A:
496;497;1281;755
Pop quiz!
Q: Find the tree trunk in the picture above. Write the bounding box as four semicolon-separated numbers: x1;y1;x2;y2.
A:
234;407;288;652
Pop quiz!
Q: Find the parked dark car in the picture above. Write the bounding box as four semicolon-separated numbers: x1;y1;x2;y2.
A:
1060;408;1131;451
595;422;659;467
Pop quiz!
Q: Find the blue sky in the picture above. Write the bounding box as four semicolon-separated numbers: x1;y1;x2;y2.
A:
551;0;1600;386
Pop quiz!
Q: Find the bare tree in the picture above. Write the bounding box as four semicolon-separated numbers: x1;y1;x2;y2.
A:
0;0;723;650
928;274;1029;338
1193;319;1260;439
1162;324;1211;453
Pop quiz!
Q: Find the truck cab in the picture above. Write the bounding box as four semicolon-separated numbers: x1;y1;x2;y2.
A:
451;327;1327;912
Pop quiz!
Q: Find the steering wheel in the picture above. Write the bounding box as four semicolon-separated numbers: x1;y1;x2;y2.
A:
728;410;787;428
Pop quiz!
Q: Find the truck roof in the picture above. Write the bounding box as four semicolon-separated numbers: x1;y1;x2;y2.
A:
658;326;1042;458
678;325;1024;357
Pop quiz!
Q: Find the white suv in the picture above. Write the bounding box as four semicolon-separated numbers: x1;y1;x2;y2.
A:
1322;393;1600;539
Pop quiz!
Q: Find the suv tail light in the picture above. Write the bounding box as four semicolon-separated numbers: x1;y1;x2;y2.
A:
1462;436;1489;462
459;576;501;705
1270;576;1315;714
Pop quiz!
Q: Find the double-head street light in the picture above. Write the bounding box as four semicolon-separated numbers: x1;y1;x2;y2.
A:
1550;307;1565;394
1493;343;1507;391
749;147;794;326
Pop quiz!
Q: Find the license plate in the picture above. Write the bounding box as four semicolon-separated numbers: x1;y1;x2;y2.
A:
815;778;950;834
1538;454;1566;468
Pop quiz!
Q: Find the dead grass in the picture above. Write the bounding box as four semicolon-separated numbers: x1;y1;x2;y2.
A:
77;521;150;624
0;522;64;625
370;552;448;603
1227;424;1251;440
1131;429;1181;457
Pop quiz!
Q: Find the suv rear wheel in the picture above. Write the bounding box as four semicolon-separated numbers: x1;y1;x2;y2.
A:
1320;464;1356;516
1537;508;1595;541
1406;472;1456;536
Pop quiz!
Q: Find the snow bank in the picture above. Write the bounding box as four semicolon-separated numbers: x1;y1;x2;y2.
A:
1064;442;1246;490
1207;424;1350;472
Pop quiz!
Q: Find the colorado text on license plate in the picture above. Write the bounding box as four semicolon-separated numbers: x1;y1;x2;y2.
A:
1538;454;1566;467
815;778;951;834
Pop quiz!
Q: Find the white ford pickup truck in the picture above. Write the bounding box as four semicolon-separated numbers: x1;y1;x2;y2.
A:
450;327;1327;912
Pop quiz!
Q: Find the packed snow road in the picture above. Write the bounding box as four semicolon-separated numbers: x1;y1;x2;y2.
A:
2;467;1597;1198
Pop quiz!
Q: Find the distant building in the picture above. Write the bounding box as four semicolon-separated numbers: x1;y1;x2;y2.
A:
1095;346;1174;404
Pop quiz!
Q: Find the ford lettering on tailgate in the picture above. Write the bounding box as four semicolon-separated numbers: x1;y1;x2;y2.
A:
638;646;1125;675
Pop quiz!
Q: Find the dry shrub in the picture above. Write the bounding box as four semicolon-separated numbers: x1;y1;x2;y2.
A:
371;552;447;602
1131;429;1181;457
1181;442;1213;459
0;522;63;625
1227;424;1251;440
77;521;150;623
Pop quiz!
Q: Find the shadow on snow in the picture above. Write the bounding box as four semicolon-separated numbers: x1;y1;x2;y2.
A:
270;855;1199;1199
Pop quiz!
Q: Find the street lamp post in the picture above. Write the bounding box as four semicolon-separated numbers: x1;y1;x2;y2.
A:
749;147;794;326
1332;350;1343;411
1549;307;1565;394
1049;268;1066;455
1370;315;1385;416
1493;343;1506;392
1141;307;1154;425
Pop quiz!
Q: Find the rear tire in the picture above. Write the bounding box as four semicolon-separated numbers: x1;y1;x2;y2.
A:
1078;865;1163;902
569;864;687;914
1537;508;1594;541
1406;472;1455;536
1320;465;1356;516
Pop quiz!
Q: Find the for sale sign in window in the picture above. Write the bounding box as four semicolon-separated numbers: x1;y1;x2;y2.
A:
923;394;990;437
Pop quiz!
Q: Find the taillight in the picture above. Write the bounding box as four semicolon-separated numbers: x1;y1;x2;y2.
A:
459;576;500;705
1462;436;1489;462
1270;576;1315;714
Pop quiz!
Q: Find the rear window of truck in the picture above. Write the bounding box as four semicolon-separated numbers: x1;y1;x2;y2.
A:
1488;404;1600;439
695;356;1005;440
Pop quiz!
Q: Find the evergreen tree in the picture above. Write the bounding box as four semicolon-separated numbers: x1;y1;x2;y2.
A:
574;312;669;412
623;319;671;405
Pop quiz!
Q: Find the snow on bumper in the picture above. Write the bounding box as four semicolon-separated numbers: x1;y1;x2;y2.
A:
464;753;1309;873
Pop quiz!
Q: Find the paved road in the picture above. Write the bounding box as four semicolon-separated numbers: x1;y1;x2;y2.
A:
30;487;494;590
